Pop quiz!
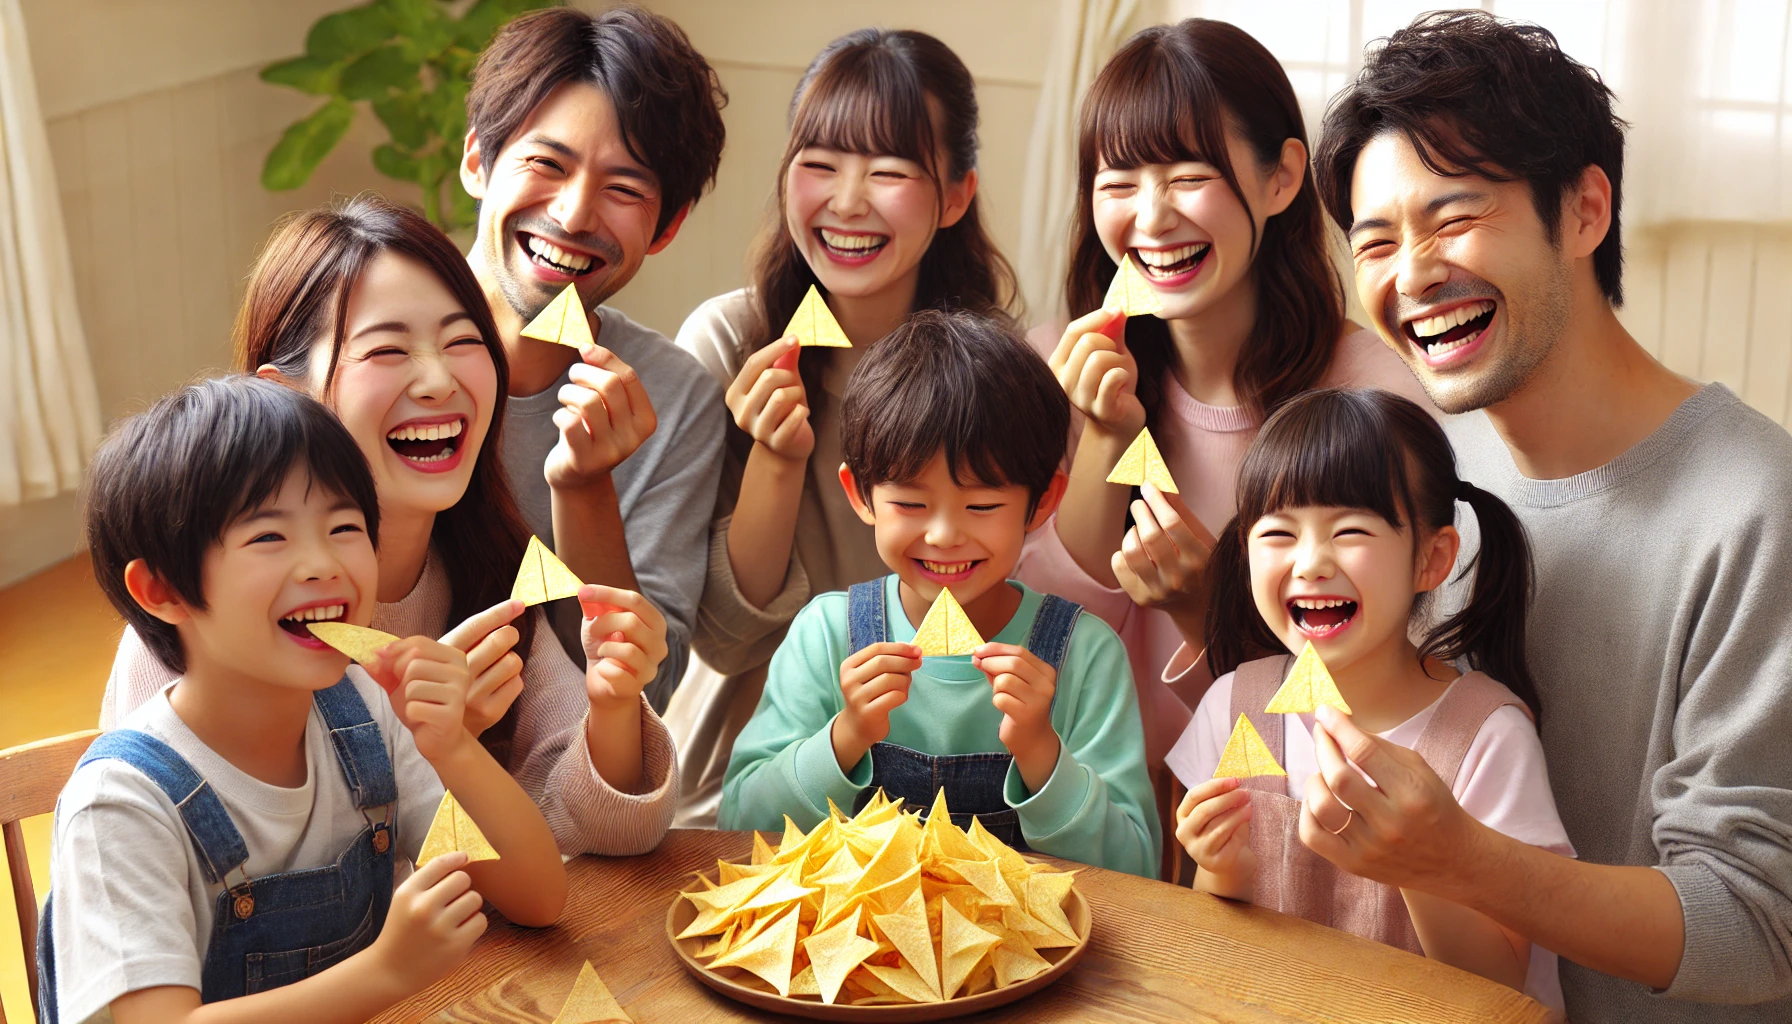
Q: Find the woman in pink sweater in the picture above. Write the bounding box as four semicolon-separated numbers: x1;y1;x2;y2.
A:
99;197;678;855
1015;20;1433;768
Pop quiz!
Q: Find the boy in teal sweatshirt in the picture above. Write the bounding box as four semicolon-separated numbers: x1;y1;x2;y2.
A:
720;310;1160;878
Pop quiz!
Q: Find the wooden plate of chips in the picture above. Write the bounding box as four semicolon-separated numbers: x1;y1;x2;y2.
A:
665;792;1092;1021
668;873;1090;1021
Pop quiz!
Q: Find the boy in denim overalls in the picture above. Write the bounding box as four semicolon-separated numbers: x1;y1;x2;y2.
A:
39;378;566;1023
720;311;1160;878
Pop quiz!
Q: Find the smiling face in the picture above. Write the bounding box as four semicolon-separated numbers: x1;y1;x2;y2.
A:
301;251;498;519
178;466;379;690
462;81;682;327
1346;131;1574;414
1247;505;1437;675
1091;131;1300;322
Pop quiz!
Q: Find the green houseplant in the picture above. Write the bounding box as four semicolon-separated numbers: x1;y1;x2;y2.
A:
259;0;555;231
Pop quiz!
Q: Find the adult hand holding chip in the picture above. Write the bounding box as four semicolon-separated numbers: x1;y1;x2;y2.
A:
973;643;1062;793
830;641;921;773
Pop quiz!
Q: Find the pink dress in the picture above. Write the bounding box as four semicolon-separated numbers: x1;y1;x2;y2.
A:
1013;327;1435;765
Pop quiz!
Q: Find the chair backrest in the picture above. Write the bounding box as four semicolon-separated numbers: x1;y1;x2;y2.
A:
1;730;100;1024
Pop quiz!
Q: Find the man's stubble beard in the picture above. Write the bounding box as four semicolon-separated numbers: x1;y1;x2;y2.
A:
1421;262;1574;416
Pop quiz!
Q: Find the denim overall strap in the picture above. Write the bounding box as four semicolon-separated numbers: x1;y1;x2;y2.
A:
846;579;890;652
75;731;249;884
311;678;398;810
1020;593;1083;675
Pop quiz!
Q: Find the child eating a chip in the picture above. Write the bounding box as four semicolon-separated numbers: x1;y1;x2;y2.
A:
39;377;566;1024
720;310;1160;878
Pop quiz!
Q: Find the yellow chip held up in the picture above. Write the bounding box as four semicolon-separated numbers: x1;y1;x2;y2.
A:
1102;253;1166;317
1264;641;1353;715
305;622;399;666
520;282;595;349
912;587;983;657
1105;427;1178;493
552;961;633;1024
417;790;501;866
512;535;584;606
783;284;852;347
1213;714;1286;779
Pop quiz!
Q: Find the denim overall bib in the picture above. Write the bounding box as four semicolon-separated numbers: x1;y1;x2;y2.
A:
845;578;1083;851
37;679;397;1023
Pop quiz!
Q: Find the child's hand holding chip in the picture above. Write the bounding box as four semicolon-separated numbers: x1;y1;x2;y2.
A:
1176;777;1257;900
578;584;668;708
370;636;474;763
973;643;1062;793
831;642;921;773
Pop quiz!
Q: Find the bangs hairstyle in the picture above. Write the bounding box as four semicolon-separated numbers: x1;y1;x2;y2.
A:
236;195;536;766
747;28;1016;428
86;376;380;675
1205;388;1539;715
467;5;726;239
1315;10;1627;304
841;309;1067;514
1068;19;1342;430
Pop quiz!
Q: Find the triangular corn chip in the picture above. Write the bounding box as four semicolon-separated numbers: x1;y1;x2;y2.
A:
803;906;880;1005
417;790;500;867
782;284;852;347
862;960;939;1003
870;886;943;1000
940;899;1003;999
1023;873;1080;945
1214;714;1287;779
912;587;983;657
1101;253;1166;317
710;903;801;997
306;622;399;666
520;283;594;349
990;933;1052;987
939;857;1017;907
1264;641;1353;714
552;961;632;1024
1105;427;1178;493
511;535;584;606
789;964;820;997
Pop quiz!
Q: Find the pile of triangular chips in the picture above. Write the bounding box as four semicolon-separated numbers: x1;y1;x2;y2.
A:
678;790;1080;1006
1215;642;1353;779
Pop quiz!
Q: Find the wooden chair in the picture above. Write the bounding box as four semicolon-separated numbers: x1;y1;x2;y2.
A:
1;730;100;1024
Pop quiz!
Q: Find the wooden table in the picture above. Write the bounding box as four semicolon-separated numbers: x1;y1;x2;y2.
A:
374;830;1548;1024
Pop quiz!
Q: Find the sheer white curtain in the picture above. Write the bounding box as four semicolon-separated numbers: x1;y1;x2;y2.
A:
0;0;100;506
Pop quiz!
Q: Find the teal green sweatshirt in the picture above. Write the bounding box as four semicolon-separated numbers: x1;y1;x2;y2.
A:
720;576;1161;878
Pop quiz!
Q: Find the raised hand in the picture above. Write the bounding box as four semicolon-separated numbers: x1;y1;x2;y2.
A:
545;342;658;489
1047;307;1143;439
366;851;486;995
577;584;668;709
1175;776;1257;898
972;642;1061;791
369;637;473;762
726;335;814;463
439;599;526;736
830;641;921;772
1112;483;1216;642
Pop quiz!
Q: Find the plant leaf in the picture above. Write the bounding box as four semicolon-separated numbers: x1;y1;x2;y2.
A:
339;45;419;100
455;0;555;50
373;143;423;184
262;97;356;191
306;4;394;62
384;0;454;62
373;94;430;150
260;55;343;96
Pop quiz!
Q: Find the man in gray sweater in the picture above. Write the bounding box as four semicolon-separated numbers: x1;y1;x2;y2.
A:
456;8;727;711
1306;11;1792;1022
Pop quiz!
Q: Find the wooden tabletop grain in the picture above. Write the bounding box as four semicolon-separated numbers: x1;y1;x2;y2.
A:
373;829;1549;1024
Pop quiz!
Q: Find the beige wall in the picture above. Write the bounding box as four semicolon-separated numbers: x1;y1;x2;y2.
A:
0;0;1051;586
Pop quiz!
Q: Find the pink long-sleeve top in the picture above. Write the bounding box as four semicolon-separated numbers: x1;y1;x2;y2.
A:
1013;326;1435;765
98;550;679;856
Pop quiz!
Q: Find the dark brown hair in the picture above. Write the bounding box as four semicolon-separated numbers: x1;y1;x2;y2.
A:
1067;19;1342;429
1205;388;1538;716
87;376;381;676
748;28;1017;421
467;5;727;238
235;195;535;765
842;309;1067;516
1315;10;1627;304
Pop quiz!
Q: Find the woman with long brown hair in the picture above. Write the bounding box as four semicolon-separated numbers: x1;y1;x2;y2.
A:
1015;20;1433;767
663;28;1017;826
99;195;679;855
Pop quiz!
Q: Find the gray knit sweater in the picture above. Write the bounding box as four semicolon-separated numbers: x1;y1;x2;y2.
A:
1447;384;1792;1022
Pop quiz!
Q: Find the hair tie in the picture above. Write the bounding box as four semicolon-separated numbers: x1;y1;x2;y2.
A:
1456;480;1474;500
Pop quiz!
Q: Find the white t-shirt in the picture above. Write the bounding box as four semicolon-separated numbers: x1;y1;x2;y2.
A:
1166;671;1575;1016
47;671;443;1024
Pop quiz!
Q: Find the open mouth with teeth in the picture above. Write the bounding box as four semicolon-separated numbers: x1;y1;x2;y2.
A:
279;602;347;645
518;232;598;277
1404;299;1495;361
816;228;888;263
385;417;464;466
1288;596;1358;639
916;558;980;582
1134;243;1211;281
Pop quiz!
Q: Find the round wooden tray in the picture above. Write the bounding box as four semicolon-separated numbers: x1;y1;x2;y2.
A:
666;870;1092;1022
